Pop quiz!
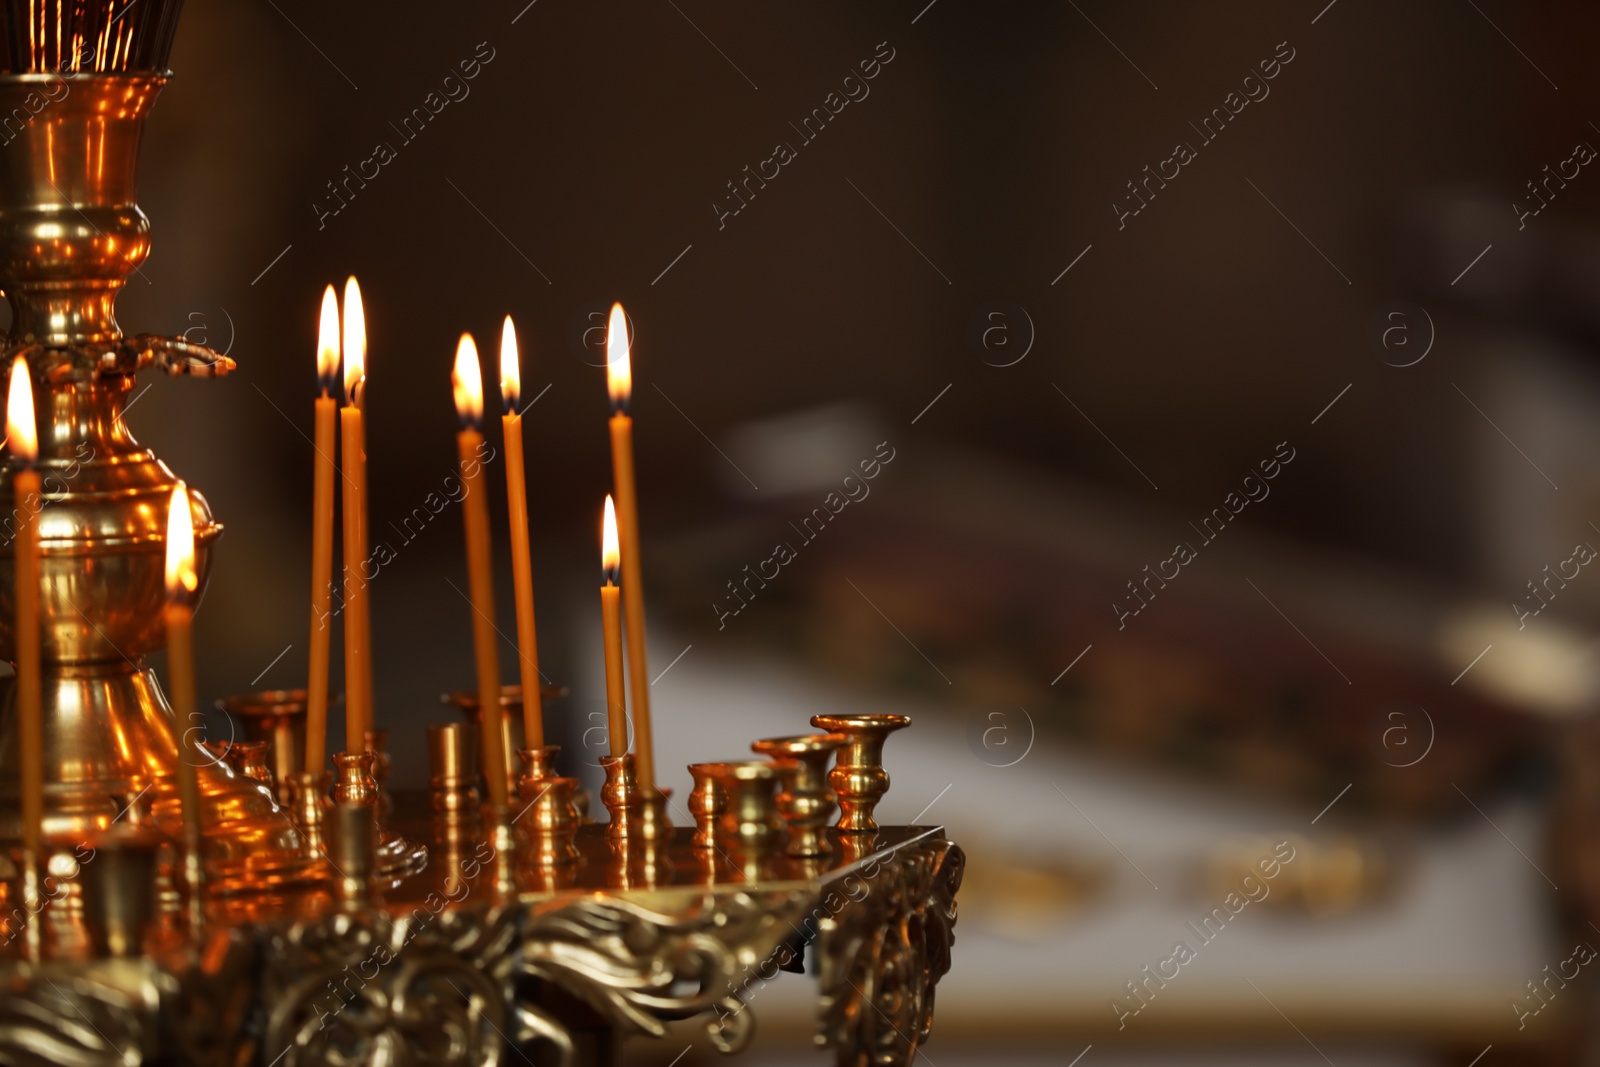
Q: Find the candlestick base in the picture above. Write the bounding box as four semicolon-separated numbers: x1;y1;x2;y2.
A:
688;763;728;849
286;771;331;860
753;733;845;857
599;754;643;842
810;713;911;833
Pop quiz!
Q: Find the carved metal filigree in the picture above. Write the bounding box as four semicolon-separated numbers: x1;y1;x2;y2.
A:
514;887;813;1062
259;904;522;1067
0;929;255;1067
816;838;965;1067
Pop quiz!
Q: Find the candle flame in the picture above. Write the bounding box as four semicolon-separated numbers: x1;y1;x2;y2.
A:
605;303;631;413
317;285;340;394
165;481;197;600
499;316;520;414
601;494;620;582
453;333;484;428
6;356;36;465
342;276;366;407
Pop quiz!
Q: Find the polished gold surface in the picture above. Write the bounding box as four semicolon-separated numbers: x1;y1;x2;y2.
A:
0;72;306;903
754;732;844;857
599;753;642;841
687;761;728;849
222;689;309;802
811;714;910;834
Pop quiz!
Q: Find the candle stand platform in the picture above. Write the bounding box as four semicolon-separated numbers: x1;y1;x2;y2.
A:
0;798;964;1067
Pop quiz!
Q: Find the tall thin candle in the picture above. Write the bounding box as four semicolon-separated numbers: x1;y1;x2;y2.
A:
605;304;657;789
498;317;544;751
340;278;372;755
163;483;200;846
453;334;509;807
305;286;339;773
6;357;41;861
600;495;627;758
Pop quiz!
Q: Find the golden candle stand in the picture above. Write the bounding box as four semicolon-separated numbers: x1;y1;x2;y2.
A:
0;5;963;1063
0;723;964;1067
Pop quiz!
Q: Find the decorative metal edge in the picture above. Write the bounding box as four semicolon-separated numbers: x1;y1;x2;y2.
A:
815;837;965;1067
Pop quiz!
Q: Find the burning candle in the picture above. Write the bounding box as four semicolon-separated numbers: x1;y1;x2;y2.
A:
163;482;201;846
305;286;339;773
340;277;373;755
605;304;657;789
453;334;508;807
600;495;627;758
7;357;41;860
498;316;544;751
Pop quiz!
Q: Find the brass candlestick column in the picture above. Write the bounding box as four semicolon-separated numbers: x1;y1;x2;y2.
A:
0;55;311;898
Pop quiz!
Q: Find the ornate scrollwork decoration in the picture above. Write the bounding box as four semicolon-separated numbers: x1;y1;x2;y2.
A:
513;888;811;1058
0;963;158;1067
259;902;522;1067
0;929;256;1067
815;837;965;1067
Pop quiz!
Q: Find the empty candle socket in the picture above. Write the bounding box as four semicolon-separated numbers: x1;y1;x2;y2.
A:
687;763;729;850
752;733;844;857
810;714;910;834
331;751;378;806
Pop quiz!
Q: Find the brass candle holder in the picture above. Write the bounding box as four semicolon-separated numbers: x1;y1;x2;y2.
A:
810;713;910;833
687;762;729;849
443;683;568;797
285;770;332;858
428;722;480;849
515;746;579;869
599;753;643;841
753;733;844;857
220;689;311;802
714;760;782;881
330;751;377;805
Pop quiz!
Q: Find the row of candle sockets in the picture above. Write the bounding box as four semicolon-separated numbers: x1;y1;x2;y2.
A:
413;710;916;864
0;707;916;959
303;283;664;825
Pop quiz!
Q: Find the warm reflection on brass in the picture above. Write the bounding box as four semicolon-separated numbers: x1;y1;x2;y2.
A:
221;689;310;800
599;754;643;841
444;683;567;797
79;825;160;958
753;733;844;857
0;70;305;904
687;762;728;849
365;727;392;824
638;786;673;843
328;801;374;910
227;741;274;792
330;751;376;806
713;760;782;881
515;747;579;869
810;714;910;833
429;722;479;851
286;770;330;859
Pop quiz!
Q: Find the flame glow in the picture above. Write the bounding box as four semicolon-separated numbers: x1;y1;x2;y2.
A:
605;303;631;412
499;316;520;414
6;356;35;464
317;285;340;392
165;481;197;599
342;276;366;406
453;333;484;427
602;494;620;580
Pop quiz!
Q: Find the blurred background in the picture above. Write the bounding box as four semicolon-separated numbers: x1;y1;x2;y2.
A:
72;0;1600;1062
